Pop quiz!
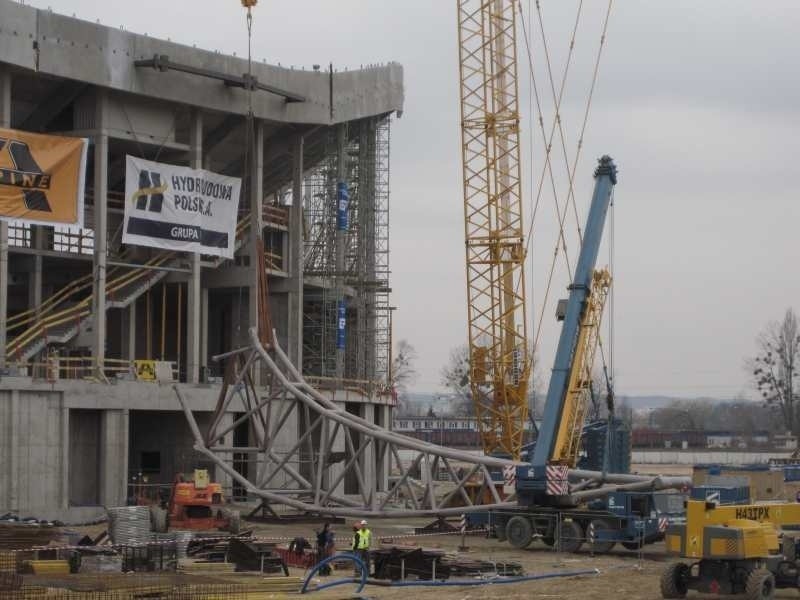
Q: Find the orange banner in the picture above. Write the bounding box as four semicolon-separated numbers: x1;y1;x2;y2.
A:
0;127;88;226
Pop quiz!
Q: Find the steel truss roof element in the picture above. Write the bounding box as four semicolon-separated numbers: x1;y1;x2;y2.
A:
175;328;520;517
175;328;689;517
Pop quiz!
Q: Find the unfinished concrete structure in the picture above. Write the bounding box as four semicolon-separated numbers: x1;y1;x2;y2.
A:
0;0;402;521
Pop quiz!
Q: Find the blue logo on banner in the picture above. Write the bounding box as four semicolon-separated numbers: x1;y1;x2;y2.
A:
336;181;349;230
336;301;346;349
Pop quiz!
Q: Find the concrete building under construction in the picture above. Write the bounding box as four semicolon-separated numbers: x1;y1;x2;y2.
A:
0;0;403;521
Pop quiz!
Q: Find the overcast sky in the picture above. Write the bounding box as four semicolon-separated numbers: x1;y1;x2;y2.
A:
31;0;800;400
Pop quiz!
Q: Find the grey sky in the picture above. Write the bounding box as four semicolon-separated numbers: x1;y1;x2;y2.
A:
30;0;800;399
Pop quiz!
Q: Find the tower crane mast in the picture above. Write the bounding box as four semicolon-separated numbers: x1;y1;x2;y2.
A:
457;0;530;459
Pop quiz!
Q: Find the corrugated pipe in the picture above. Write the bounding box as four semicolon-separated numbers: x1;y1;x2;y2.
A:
301;552;367;594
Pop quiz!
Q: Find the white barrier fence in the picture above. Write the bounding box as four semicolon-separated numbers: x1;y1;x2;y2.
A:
633;450;794;465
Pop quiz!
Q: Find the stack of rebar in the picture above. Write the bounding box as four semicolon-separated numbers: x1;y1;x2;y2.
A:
174;532;194;559
107;507;151;546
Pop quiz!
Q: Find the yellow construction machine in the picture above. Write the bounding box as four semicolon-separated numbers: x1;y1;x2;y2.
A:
662;498;800;599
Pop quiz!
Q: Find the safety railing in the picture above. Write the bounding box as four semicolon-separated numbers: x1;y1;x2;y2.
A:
10;356;179;382
305;375;375;397
7;223;31;248
7;248;133;336
6;252;172;360
7;215;254;366
263;204;289;227
50;226;95;255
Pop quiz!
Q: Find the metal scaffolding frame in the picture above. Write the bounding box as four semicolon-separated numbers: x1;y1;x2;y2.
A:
302;116;392;388
373;117;392;386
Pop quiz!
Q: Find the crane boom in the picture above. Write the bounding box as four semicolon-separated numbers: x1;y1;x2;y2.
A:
457;0;530;459
550;268;612;466
532;156;617;475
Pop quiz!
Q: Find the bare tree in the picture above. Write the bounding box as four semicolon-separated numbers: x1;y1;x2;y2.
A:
440;344;473;415
751;308;800;437
650;400;714;431
588;369;615;422
391;339;417;414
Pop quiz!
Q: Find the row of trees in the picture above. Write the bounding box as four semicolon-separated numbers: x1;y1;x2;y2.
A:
392;308;800;438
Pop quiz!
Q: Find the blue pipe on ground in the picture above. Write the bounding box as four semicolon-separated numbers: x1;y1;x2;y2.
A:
300;552;367;594
383;568;599;587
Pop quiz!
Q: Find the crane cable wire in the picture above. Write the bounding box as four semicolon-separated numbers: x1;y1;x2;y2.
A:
534;0;585;243
556;0;616;406
516;2;580;368
517;0;614;358
236;2;256;345
566;0;615;394
517;3;579;281
516;1;582;352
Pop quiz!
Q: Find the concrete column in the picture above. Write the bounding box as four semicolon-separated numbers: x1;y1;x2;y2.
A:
99;409;129;507
0;69;11;369
200;287;209;377
29;227;44;313
186;110;203;383
8;390;19;511
127;302;136;360
248;120;264;382
60;401;69;510
92;90;109;378
335;125;347;380
287;134;304;368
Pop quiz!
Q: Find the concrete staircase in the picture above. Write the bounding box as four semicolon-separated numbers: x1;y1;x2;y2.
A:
6;255;173;362
6;216;253;363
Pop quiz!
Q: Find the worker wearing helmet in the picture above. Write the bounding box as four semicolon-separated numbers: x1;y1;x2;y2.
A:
356;519;372;576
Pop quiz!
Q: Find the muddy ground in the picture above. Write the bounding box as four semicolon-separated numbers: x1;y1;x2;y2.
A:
47;464;788;599
233;514;798;600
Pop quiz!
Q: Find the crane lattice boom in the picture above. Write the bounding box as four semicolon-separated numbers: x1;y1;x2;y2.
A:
551;269;612;466
457;0;530;459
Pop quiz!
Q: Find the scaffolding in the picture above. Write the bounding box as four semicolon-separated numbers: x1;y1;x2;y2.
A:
302;116;392;389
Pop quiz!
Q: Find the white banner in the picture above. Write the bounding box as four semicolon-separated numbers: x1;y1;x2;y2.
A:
123;156;241;258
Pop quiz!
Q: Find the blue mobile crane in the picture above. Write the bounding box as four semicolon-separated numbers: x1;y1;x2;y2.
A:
483;156;688;553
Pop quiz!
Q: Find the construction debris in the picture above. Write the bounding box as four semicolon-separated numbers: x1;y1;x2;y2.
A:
227;538;288;574
372;545;524;581
177;558;236;574
0;520;62;550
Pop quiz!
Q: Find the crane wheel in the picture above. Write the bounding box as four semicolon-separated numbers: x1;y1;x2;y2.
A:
506;516;533;549
745;568;775;600
558;520;583;553
588;519;615;554
659;562;689;599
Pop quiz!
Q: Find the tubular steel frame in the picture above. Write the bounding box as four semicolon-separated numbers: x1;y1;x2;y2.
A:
176;327;518;517
457;0;531;459
175;331;688;517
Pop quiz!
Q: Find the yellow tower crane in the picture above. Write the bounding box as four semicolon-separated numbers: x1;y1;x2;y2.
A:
456;0;530;459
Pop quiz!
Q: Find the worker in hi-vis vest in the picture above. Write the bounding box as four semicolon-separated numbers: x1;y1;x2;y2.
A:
356;519;371;575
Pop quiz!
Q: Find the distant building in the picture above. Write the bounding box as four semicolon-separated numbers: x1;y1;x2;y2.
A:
393;415;535;448
632;428;776;450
